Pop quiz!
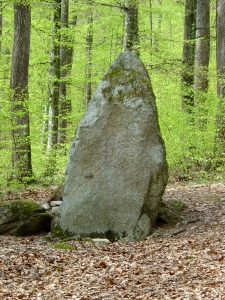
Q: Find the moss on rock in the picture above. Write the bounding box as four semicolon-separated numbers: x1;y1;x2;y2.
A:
0;200;53;236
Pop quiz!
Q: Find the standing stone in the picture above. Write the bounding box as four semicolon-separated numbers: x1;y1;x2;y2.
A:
52;50;168;241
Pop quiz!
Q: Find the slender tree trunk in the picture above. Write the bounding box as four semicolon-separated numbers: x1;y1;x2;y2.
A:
181;0;196;113
194;0;210;101
47;0;61;153
153;0;162;52
10;3;32;181
194;0;210;129
41;105;49;148
58;0;70;146
45;0;61;176
123;0;139;55
58;4;77;146
0;3;2;53
84;2;93;106
149;0;153;48
216;0;225;153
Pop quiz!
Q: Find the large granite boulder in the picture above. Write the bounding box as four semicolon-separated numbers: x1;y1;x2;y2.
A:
0;200;53;236
52;50;168;241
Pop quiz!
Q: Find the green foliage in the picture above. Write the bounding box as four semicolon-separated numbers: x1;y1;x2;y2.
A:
0;0;224;188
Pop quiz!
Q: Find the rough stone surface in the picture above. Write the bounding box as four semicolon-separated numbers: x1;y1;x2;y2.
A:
52;50;168;241
0;200;53;236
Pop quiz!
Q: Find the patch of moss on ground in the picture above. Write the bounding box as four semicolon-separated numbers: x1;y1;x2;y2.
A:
53;243;76;250
169;199;186;210
60;237;73;243
204;194;221;201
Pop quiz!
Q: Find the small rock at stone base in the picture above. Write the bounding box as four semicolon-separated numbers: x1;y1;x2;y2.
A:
92;238;110;243
50;200;63;206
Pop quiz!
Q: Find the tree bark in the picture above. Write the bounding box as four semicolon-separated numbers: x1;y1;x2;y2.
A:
10;3;32;181
149;0;153;48
123;0;139;55
47;0;61;153
194;0;210;100
194;0;210;129
216;0;225;153
44;0;61;176
84;2;93;106
181;0;196;113
58;0;72;146
0;3;2;53
153;0;162;52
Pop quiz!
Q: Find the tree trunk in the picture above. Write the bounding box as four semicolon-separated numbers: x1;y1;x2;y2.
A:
45;0;61;176
194;0;210;100
41;105;49;148
123;0;139;55
10;3;32;181
0;3;2;53
47;0;61;153
149;0;153;48
84;3;93;106
58;0;71;146
181;0;196;113
47;2;76;148
153;0;162;52
194;0;210;129
216;0;225;153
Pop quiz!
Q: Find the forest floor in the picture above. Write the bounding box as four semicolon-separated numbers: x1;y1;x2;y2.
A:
1;182;225;299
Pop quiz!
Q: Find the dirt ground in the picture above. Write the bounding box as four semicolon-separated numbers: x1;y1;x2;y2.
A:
1;183;225;299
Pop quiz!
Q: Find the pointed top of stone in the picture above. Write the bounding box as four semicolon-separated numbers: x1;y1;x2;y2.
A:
109;50;146;71
99;50;155;107
78;50;157;131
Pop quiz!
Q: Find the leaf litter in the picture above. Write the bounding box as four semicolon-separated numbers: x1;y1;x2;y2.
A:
0;183;225;299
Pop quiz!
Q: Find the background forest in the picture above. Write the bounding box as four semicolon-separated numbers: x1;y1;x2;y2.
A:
0;0;224;188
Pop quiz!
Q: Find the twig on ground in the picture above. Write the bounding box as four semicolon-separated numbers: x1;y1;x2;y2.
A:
171;228;186;236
